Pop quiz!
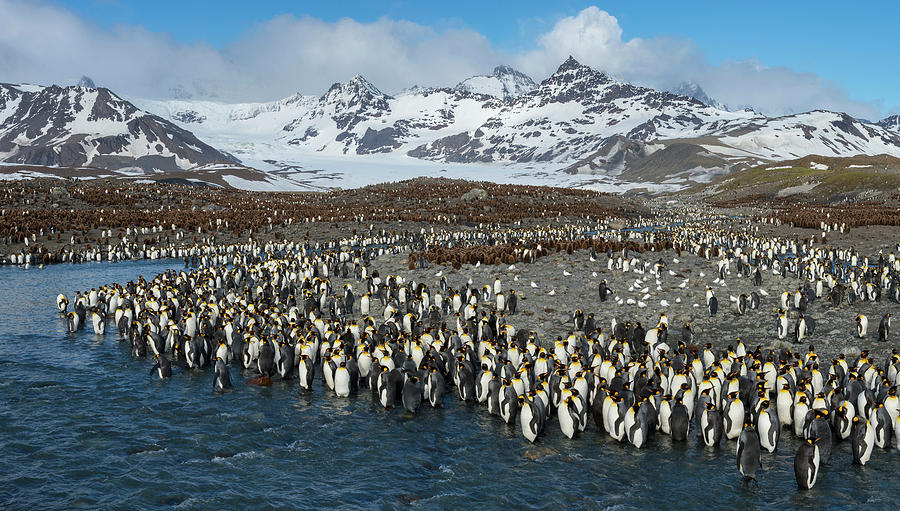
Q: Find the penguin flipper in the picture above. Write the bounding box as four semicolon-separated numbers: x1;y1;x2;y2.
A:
149;362;160;376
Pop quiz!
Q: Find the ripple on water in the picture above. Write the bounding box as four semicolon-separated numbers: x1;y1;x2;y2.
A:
1;261;899;510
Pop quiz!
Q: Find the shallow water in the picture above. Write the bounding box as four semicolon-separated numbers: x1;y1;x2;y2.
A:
1;261;897;510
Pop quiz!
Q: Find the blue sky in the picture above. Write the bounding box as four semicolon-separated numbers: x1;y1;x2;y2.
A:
3;1;897;117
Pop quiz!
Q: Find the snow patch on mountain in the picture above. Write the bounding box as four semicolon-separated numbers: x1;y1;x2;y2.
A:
0;82;236;171
455;65;537;101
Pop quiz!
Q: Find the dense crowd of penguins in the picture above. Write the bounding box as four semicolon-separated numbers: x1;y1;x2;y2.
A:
55;219;900;492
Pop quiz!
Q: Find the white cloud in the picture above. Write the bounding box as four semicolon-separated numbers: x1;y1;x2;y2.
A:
513;6;883;119
0;1;498;102
0;1;887;119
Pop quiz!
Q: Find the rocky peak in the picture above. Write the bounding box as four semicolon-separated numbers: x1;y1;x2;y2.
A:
669;81;718;108
77;76;96;88
541;56;610;91
878;114;900;132
454;65;537;101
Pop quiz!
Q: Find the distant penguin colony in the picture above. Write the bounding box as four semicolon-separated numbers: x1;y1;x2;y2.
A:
54;212;900;492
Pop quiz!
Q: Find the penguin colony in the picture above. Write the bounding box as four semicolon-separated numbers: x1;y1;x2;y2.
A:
1;178;633;266
55;208;900;493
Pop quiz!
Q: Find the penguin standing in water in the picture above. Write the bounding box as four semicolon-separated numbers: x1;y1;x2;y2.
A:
297;354;315;390
257;340;275;377
757;400;780;453
519;395;544;443
879;313;892;342
402;376;424;414
149;354;172;379
376;366;397;408
334;361;352;398
894;415;900;452
213;357;232;392
699;402;723;447
57;293;68;313
559;396;580;439
736;423;761;482
851;416;875;465
794;438;821;490
426;368;446;408
723;391;746;440
805;410;833;464
669;399;690;442
91;311;106;335
66;312;81;333
870;403;891;449
626;401;650;448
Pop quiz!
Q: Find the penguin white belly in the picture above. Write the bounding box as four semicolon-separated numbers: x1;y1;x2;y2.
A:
806;445;821;488
629;422;645;448
758;413;777;453
793;405;809;437
894;416;900;453
520;403;538;443
658;402;672;434
334;368;350;397
324;364;335;390
859;423;875;465
558;403;576;439
602;398;615;434
298;362;310;389
725;402;744;440
776;392;793;426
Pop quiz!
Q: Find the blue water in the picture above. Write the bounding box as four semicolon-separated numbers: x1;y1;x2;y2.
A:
0;261;896;510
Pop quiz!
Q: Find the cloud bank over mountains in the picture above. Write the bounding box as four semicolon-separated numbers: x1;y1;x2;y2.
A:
0;1;885;119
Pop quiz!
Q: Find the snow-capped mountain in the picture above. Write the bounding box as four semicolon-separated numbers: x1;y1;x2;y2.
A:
668;81;721;109
455;65;537;101
8;57;899;192
409;57;756;164
0;82;236;171
138;75;504;160
409;58;900;174
879;114;900;132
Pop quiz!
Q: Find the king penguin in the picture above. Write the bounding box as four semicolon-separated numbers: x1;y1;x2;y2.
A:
851;416;875;465
794;438;821;490
402;375;424;414
736;423;761;482
519;395;543;443
149;354;172;379
213;357;232;392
